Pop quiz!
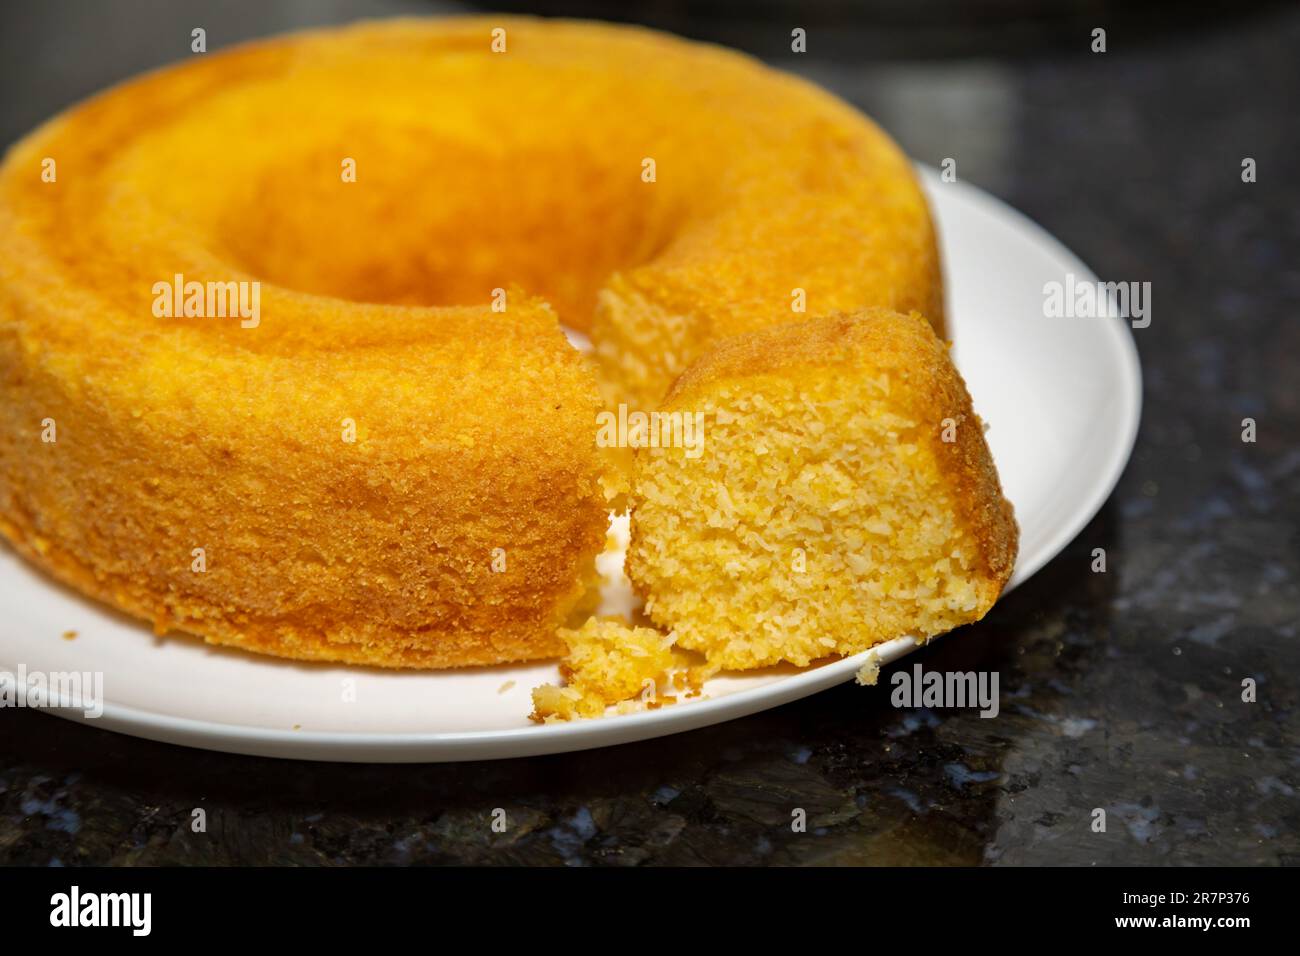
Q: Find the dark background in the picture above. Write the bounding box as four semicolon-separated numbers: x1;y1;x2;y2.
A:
1;0;1296;865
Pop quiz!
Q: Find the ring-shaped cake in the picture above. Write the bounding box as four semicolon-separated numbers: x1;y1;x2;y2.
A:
0;17;973;669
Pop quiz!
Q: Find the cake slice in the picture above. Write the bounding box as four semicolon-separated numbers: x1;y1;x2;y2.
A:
626;309;1018;670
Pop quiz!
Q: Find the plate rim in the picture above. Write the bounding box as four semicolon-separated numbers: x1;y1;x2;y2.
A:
11;168;1143;762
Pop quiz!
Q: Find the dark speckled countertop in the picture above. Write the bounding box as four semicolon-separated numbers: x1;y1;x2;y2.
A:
1;0;1297;865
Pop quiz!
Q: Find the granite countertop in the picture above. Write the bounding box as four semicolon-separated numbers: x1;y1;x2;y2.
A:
2;1;1297;865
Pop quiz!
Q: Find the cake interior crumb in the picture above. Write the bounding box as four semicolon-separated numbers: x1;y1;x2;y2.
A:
530;617;713;722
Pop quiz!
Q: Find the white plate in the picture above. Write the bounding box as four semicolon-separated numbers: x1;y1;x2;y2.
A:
0;168;1141;762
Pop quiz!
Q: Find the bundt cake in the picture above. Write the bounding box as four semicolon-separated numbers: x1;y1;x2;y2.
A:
0;16;983;675
626;310;1017;670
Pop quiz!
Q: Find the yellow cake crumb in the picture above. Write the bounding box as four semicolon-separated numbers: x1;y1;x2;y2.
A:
855;650;883;686
530;618;709;722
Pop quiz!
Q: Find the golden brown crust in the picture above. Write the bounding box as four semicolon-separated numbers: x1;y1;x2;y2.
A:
0;296;607;667
0;20;628;668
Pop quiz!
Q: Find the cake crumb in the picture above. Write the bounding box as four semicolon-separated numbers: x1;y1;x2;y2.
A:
498;680;516;694
530;618;709;722
61;630;78;641
855;649;883;686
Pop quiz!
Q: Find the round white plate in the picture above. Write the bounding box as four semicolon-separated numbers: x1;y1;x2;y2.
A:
0;167;1141;762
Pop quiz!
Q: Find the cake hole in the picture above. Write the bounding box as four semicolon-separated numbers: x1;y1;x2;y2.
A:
213;130;680;328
